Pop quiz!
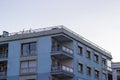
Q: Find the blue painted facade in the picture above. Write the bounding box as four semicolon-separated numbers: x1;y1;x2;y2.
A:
7;41;20;80
0;26;112;80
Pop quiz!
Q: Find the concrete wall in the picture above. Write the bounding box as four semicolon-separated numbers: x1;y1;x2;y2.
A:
73;40;111;80
0;33;112;80
37;36;52;80
7;41;20;80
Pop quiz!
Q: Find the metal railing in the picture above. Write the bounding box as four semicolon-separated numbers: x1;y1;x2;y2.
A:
51;65;74;73
3;25;110;54
9;25;63;36
52;45;73;56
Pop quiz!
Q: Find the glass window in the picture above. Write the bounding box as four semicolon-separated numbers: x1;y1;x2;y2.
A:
94;69;99;78
78;63;83;73
29;60;36;73
86;50;91;59
21;61;28;68
94;54;99;63
102;58;106;70
21;42;37;57
87;66;91;76
29;60;36;67
30;43;36;55
78;46;82;55
22;44;29;56
20;61;28;73
20;60;37;74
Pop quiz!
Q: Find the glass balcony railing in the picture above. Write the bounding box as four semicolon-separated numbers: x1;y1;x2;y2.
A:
52;46;73;56
51;65;74;74
0;53;8;58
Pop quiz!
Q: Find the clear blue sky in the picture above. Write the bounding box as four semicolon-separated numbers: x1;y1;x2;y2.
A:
0;0;120;62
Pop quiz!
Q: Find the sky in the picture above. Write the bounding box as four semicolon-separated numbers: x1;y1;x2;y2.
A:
0;0;120;62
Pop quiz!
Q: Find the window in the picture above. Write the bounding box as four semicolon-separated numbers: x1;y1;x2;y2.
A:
78;46;82;55
102;58;106;66
86;66;91;76
0;44;8;58
103;73;106;80
94;54;99;63
102;58;106;70
86;50;91;59
20;60;37;74
94;69;99;78
78;63;83;73
21;42;37;56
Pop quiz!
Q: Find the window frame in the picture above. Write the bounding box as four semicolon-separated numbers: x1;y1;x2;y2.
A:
86;66;91;76
78;62;83;73
21;42;37;57
94;54;99;63
20;60;37;74
94;69;99;78
78;46;83;55
86;50;91;59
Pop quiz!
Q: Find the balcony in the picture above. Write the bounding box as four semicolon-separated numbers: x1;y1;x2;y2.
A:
0;71;7;78
51;65;74;79
102;65;107;71
0;53;8;59
0;44;8;59
51;46;73;59
20;67;36;75
0;61;7;79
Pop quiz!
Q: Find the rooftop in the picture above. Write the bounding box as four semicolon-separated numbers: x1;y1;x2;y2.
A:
0;25;112;57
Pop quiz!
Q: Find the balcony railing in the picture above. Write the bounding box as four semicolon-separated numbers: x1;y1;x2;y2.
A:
0;53;8;58
20;67;36;74
52;46;73;56
107;66;112;72
0;71;7;77
51;65;74;74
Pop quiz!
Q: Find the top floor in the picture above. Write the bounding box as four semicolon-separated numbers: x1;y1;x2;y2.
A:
112;62;120;69
0;25;112;59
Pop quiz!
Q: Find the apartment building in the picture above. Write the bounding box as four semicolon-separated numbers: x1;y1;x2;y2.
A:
0;25;112;80
112;62;120;80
